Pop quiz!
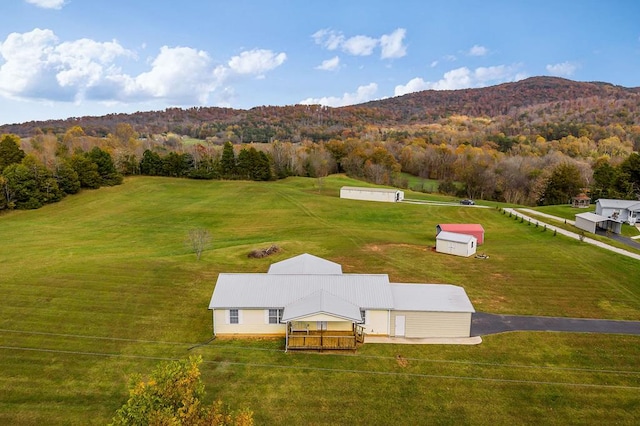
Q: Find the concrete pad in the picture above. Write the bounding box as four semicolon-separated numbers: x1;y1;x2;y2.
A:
366;336;482;345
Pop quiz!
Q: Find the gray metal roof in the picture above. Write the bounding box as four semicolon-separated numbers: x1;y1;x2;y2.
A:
281;290;362;322
268;253;342;274
391;284;475;313
436;231;476;244
575;212;611;223
596;199;640;210
340;186;399;193
209;273;394;310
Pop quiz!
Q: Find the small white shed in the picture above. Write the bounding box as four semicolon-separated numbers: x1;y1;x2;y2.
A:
340;186;404;203
435;231;477;257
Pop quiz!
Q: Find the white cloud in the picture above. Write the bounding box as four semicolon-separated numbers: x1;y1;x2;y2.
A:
300;83;378;107
312;27;406;59
380;28;407;59
394;64;525;96
227;49;287;76
546;61;578;76
25;0;65;9
312;29;344;51
430;60;439;68
342;35;378;56
468;45;488;56
0;29;286;106
316;56;340;71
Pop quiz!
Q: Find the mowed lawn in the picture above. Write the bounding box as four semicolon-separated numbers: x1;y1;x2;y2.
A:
0;175;639;425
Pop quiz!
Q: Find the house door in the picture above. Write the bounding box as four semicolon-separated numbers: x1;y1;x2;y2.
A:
317;321;327;331
395;315;405;337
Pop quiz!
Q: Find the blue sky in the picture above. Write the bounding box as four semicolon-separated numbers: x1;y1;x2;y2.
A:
1;0;639;125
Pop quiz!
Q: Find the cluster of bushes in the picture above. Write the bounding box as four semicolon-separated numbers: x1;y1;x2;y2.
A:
0;135;121;210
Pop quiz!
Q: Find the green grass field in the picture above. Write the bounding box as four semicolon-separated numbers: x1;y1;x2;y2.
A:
1;175;639;425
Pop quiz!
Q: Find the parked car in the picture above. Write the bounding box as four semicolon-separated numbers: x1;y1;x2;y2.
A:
460;199;475;205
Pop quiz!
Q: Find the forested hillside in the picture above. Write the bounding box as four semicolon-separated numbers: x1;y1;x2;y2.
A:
1;76;640;210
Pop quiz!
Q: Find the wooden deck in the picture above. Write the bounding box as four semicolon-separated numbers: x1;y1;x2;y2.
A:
286;325;365;351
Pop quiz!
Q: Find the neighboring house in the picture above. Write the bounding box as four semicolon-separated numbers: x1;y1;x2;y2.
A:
574;212;623;234
340;186;404;203
435;231;478;257
436;223;485;245
595;199;640;225
208;254;475;351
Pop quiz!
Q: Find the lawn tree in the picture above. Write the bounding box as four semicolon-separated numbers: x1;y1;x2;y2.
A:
538;162;585;205
188;228;212;260
111;356;253;426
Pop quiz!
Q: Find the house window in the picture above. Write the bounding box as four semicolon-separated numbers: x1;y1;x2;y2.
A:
360;309;367;324
229;309;239;324
268;308;283;324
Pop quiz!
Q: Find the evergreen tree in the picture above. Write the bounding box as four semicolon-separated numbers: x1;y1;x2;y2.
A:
139;150;163;176
87;146;123;185
220;141;236;178
70;154;101;189
0;134;25;172
539;163;585;205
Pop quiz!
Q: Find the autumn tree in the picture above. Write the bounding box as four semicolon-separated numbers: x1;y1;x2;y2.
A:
111;356;253;426
538;162;585;205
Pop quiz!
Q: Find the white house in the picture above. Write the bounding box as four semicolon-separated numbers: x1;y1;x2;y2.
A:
595;199;640;225
574;212;623;234
340;186;404;203
208;254;475;350
435;231;478;257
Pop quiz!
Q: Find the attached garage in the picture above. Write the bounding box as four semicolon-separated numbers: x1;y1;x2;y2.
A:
435;231;477;257
389;284;475;338
340;186;404;203
436;223;485;244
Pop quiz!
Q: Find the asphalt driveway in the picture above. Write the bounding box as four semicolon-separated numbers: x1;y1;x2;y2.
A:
471;312;640;336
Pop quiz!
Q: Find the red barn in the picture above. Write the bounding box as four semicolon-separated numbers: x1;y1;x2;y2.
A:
436;224;485;245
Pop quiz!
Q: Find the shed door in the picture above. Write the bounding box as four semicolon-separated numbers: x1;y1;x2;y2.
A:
395;315;406;337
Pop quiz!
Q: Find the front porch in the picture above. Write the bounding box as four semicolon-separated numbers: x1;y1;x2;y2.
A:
285;323;365;351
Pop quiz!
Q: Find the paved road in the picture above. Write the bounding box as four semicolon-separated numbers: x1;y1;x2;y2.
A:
504;208;640;261
471;312;640;336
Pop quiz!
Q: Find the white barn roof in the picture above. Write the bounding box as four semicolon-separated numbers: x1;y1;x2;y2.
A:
209;273;394;310
391;284;475;313
435;231;476;244
281;290;362;322
340;186;398;193
268;253;342;274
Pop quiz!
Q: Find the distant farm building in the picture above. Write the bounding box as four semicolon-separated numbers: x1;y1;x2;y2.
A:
208;254;476;351
595;199;640;225
574;212;623;235
571;193;591;208
340;186;404;203
436;223;485;245
435;231;478;257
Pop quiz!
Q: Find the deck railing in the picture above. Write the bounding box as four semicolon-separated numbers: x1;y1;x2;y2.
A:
286;324;365;351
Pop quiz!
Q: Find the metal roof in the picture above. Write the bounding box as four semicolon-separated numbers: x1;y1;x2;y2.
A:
596;199;640;210
436;231;477;244
209;273;394;310
437;223;485;233
575;212;611;223
280;290;362;322
340;186;400;193
268;253;342;274
391;284;475;313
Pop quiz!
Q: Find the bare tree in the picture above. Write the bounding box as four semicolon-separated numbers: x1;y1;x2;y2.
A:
187;228;211;260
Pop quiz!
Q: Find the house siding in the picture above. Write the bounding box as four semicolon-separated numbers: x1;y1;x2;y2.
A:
213;309;286;335
390;311;471;338
291;320;352;331
362;310;389;336
435;238;476;257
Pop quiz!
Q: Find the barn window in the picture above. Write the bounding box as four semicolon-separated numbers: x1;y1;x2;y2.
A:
268;309;283;324
229;309;239;324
